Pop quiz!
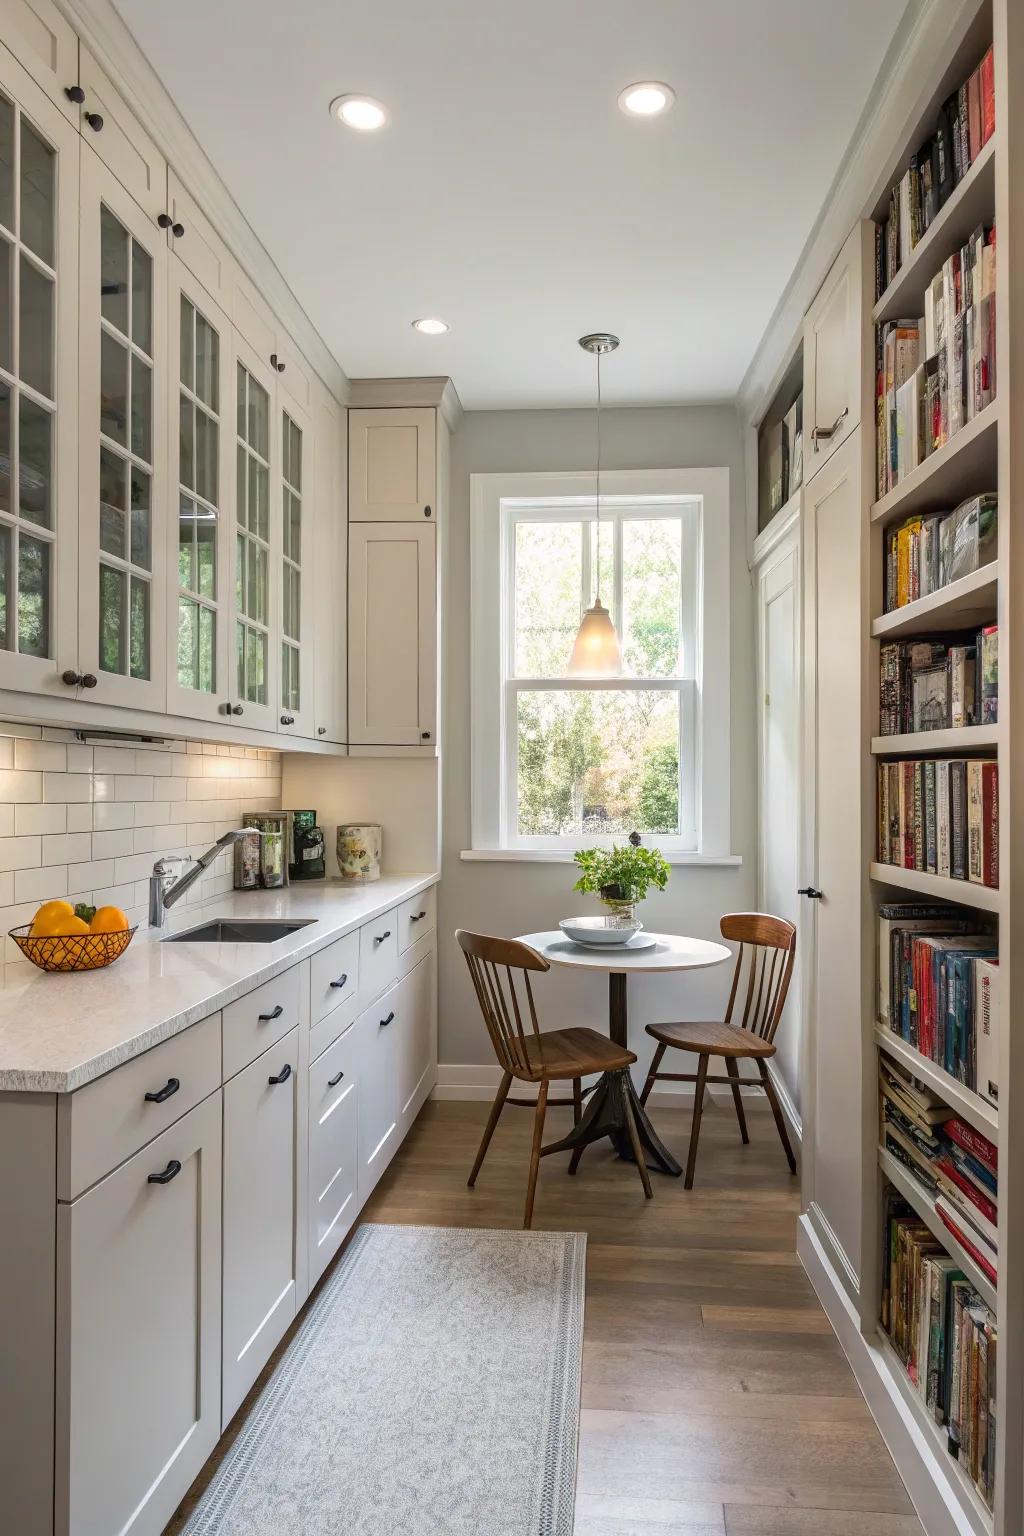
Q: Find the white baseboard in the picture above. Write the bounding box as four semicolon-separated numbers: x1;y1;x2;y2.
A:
797;1214;984;1536
433;1061;802;1144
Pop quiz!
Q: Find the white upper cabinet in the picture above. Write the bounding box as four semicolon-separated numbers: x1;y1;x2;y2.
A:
231;334;278;731
0;44;80;696
349;406;435;522
278;391;313;736
803;222;870;479
77;146;168;711
166;257;232;722
164;169;232;313
75;48;166;222
0;0;79;121
312;385;346;745
348;521;436;747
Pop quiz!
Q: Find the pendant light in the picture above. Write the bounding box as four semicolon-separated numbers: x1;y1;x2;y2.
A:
569;333;623;675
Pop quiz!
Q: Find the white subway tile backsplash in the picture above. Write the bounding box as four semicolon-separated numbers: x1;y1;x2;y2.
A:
15;803;67;836
0;725;281;931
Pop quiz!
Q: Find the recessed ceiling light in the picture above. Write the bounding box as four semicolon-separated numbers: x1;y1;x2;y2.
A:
330;94;388;131
618;81;675;117
412;317;449;335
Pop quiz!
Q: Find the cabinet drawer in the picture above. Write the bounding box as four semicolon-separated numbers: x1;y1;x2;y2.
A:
309;992;357;1068
223;965;302;1081
57;1013;221;1200
308;1026;358;1286
310;929;359;1024
359;909;398;1005
398;886;435;953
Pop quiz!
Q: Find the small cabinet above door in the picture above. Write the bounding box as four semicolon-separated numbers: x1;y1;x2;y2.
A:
348;522;436;748
349;407;435;522
75;48;167;223
803;222;871;480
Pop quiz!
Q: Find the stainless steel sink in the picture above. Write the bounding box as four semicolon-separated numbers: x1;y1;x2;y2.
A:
163;918;317;943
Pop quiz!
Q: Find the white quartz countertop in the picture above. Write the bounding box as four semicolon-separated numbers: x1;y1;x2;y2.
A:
0;874;438;1093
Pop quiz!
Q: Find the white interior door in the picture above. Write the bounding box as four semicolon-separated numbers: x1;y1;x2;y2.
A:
349;406;435;523
801;433;867;1295
348;521;436;746
757;525;801;1115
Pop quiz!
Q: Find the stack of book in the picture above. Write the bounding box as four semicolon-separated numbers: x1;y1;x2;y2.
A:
877;758;998;886
880;1054;999;1285
874;46;995;298
881;1193;996;1509
875;227;997;499
882;493;997;612
878;905;998;1101
879;629;998;734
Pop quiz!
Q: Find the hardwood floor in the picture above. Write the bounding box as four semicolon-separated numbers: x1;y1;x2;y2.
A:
368;1098;924;1536
168;1096;923;1536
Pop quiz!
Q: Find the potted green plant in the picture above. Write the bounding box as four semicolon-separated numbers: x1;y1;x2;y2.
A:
573;833;670;926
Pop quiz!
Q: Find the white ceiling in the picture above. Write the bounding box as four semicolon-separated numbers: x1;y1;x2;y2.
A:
114;0;905;409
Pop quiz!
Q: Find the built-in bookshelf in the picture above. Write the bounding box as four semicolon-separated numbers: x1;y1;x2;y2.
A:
862;3;1017;1532
755;346;803;537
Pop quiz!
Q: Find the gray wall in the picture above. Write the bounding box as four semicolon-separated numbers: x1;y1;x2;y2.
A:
438;405;763;1088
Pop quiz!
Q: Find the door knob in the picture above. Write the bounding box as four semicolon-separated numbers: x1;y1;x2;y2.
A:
797;886;823;899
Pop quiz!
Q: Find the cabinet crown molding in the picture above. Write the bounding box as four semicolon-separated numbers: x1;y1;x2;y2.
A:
349;376;463;430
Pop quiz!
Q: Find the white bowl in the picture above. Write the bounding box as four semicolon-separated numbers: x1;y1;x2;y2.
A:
559;915;643;947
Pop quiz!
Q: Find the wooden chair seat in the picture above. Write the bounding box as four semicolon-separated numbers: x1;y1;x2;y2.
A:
522;1026;635;1081
645;1018;775;1059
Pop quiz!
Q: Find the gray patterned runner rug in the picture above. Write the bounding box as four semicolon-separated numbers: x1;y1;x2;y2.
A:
183;1224;586;1536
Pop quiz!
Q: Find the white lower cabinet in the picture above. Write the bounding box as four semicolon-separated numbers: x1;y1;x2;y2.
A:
56;1091;222;1536
355;978;401;1200
308;1026;359;1287
397;946;437;1136
221;1027;300;1426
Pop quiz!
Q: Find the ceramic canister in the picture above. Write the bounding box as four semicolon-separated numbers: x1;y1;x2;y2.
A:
337;823;382;881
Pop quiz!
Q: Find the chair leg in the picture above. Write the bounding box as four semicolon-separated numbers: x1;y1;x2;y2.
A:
640;1041;667;1106
524;1080;549;1229
684;1054;710;1190
758;1059;796;1174
572;1076;582;1126
468;1070;512;1188
725;1056;749;1145
621;1081;653;1201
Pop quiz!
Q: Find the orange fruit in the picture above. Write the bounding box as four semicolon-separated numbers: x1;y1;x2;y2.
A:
90;906;129;934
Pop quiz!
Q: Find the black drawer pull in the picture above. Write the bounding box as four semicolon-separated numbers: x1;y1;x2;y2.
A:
373;930;391;946
147;1159;181;1186
259;1004;284;1021
268;1063;292;1085
144;1077;180;1105
329;974;349;989
410;910;427;922
327;1069;345;1087
380;1011;395;1027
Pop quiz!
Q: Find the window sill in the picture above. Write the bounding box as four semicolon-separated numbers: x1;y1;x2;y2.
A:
460;849;743;867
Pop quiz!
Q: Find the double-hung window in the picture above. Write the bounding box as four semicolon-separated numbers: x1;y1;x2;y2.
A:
470;468;731;857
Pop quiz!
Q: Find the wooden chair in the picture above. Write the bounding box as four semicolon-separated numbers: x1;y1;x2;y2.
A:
640;913;797;1189
457;929;653;1227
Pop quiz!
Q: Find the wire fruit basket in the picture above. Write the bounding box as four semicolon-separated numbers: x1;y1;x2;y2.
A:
9;924;137;973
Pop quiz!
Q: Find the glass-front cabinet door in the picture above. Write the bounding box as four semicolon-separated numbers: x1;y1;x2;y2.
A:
166;259;231;722
77;148;167;709
278;398;313;736
0;46;79;697
231;337;277;731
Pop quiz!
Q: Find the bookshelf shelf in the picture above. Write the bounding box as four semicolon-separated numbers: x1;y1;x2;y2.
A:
878;1146;997;1311
869;862;1001;913
873;137;997;326
875;1024;999;1139
871;562;998;638
870;400;999;528
876;1332;995;1536
871;724;1000;755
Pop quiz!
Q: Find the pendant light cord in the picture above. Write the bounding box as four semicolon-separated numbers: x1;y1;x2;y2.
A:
595;347;602;602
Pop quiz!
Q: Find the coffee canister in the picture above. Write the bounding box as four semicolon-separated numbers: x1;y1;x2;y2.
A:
337;823;382;881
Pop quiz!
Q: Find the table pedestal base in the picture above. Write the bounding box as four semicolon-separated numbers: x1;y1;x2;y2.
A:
543;1065;682;1177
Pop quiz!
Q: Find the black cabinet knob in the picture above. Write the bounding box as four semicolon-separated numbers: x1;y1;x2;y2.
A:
231;703;244;716
421;731;431;740
280;714;294;726
84;110;103;131
797;886;823;900
379;1011;395;1027
144;1077;180;1105
317;726;327;736
329;974;348;990
61;669;82;687
327;1069;345;1087
270;353;285;373
268;1063;292;1085
258;1004;284;1022
410;910;426;922
373;930;391;945
64;85;86;104
157;213;172;229
424;505;432;518
81;673;97;689
147;1159;182;1186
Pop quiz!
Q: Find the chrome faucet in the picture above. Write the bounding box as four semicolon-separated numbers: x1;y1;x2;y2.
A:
148;829;263;929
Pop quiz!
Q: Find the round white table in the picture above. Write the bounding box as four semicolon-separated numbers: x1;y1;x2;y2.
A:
517;930;732;1177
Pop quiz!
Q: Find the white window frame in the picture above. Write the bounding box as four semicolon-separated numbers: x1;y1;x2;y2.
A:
470;467;732;858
